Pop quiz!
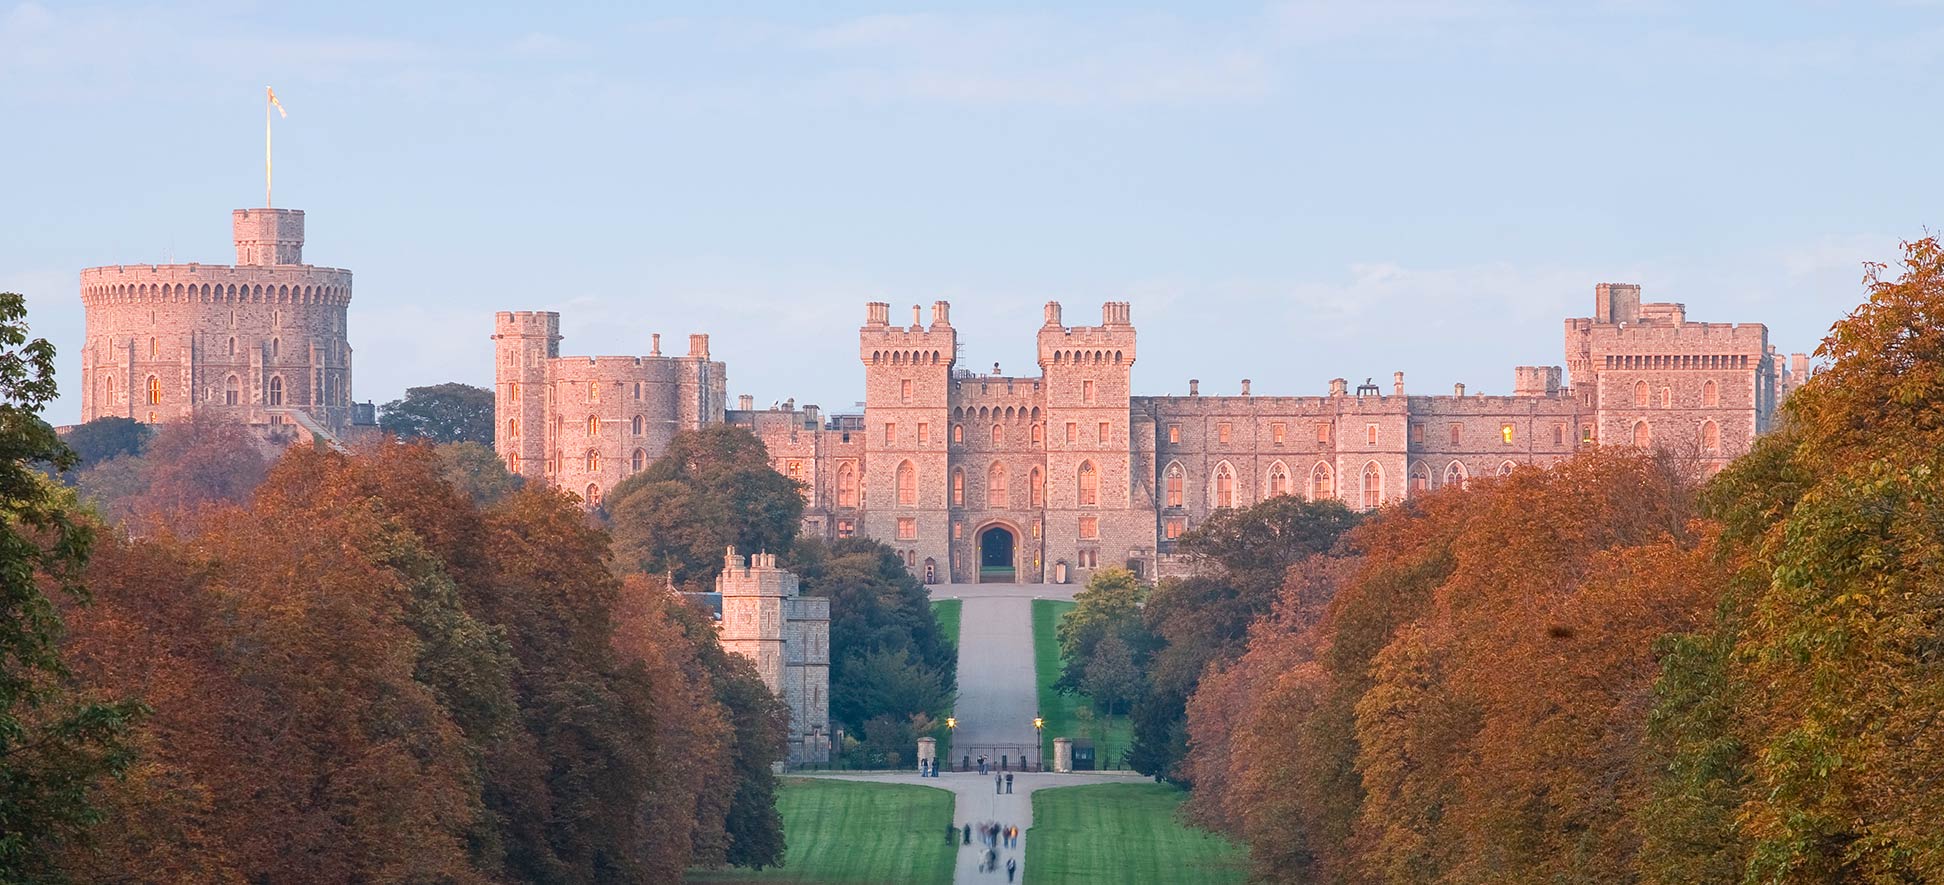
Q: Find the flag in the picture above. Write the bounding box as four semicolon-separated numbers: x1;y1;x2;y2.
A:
268;86;287;118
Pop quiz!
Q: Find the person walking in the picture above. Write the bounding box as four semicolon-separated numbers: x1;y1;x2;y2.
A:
1007;857;1018;882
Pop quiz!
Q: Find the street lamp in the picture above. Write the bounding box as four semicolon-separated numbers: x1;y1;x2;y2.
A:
946;717;957;773
1034;716;1044;771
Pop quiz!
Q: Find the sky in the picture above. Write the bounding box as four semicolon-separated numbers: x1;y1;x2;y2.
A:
4;1;1940;425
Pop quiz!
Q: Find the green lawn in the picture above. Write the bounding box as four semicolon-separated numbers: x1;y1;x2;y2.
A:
687;778;956;883
1027;782;1248;885
1032;599;1134;768
932;598;962;763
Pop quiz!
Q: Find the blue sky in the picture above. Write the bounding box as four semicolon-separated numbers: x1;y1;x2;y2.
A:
4;1;1939;424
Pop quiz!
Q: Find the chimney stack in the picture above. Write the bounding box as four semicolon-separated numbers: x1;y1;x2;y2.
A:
1454;382;1466;397
1188;379;1200;397
1240;379;1251;396
651;333;661;356
932;301;951;326
1393;371;1405;396
866;302;890;326
1044;302;1063;327
688;334;709;359
1330;378;1348;397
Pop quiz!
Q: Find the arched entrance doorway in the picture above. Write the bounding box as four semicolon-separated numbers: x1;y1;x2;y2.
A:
978;525;1016;583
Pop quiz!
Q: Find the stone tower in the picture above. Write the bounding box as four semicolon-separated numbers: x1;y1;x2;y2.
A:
491;311;560;480
78;207;355;432
860;302;957;580
1037;302;1143;578
716;548;830;764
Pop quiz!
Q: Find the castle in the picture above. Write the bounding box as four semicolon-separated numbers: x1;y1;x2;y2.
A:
495;288;1808;586
77;207;365;438
713;549;831;765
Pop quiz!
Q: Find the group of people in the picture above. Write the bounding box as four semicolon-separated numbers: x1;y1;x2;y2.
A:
958;821;1020;881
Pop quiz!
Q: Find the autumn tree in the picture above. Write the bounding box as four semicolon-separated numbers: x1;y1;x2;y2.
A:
0;291;144;883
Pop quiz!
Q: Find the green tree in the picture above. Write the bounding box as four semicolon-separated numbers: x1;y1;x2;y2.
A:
1083;633;1143;716
607;426;804;586
0;291;144;882
379;382;496;445
436;440;524;505
793;538;957;736
56;417;150;471
1054;567;1149;696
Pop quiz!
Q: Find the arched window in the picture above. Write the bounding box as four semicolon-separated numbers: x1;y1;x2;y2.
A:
271;338;280;360
989;463;1009;508
633;448;646;472
585;484;601;507
1268;462;1289;497
227;336;236;356
104;375;115;403
1214;463;1235;509
146;375;162;405
632;381;641;400
631;415;644;435
148;337;157;358
992;425;1004;445
1701;420;1720;452
1633;380;1649;407
224;374;240;406
267;375;283;406
952;469;965;507
587;381;599;402
1633;420;1651;448
1702;379;1719;407
585;450;600;472
509;382;520;403
897;460;917;506
1310;463;1334;501
1077;461;1098;506
952;424;963;443
509;453;521;473
1360;461;1383;510
1409;462;1429;493
1029;467;1044;508
1165;463;1184;507
1032;423;1043;445
837;462;858;508
507;418;520;440
1444;461;1468;489
586;415;599;437
1497;460;1517;477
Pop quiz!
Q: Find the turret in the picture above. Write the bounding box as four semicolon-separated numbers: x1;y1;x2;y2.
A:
233;208;305;266
492;311;560;480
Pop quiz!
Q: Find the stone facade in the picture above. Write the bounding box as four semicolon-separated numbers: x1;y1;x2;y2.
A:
715;549;831;765
78;208;359;435
500;286;1805;585
491;312;726;505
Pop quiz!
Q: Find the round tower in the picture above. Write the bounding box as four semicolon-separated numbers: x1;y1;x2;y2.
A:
78;207;354;432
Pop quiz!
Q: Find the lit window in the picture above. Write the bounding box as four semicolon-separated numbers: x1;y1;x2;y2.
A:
952;469;965;506
1268;463;1289;497
1079;516;1099;540
1165;517;1185;540
898;460;917;505
585;450;600;472
1218;423;1231;444
897;517;917;540
587;415;599;437
1360;462;1382;510
953;424;964;443
1367;424;1378;445
1582;425;1595;443
1168;424;1181;444
509;382;520;403
509;453;521;472
508;418;520;440
1213;463;1235;509
1030;468;1044;508
1310;463;1334;500
1272;423;1286;445
1077;461;1098;505
837;519;855;539
1501;424;1515;444
1166;463;1183;507
146;375;162;405
1317;423;1331;444
837;463;858;507
588;381;598;402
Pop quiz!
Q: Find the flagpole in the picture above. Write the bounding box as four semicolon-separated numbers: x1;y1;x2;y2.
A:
265;87;273;207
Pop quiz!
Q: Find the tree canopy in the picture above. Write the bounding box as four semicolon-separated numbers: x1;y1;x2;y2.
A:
606;426;803;587
379;382;496;445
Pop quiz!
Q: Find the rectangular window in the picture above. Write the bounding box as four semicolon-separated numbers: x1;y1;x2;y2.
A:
1552;424;1564;446
1501;424;1516;444
1218;423;1232;444
1272;423;1286;445
1366;424;1378;445
1083;380;1096;403
1165;517;1185;540
953;424;963;443
1168;424;1181;444
1317;423;1331;444
1066;422;1078;445
1078;549;1098;568
1078;516;1099;540
918;422;930;444
1098;421;1110;443
1582;424;1595;443
884;422;896;445
953;521;963;539
897;517;916;540
1410;424;1423;446
901;379;913;402
837;519;854;538
1450;424;1462;445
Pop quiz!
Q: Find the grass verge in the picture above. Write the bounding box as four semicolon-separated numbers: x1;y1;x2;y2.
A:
687;778;956;883
932;597;962;762
1026;782;1247;885
1031;599;1133;768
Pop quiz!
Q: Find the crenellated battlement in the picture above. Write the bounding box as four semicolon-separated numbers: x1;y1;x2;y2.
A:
80;264;352;307
1036;301;1137;367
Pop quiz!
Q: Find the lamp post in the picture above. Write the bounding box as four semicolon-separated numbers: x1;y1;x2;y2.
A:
1034;716;1044;771
946;717;957;773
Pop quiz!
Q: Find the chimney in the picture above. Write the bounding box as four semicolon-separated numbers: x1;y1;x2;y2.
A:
1393;371;1405;396
1454;382;1466;397
1240;379;1251;396
688;334;709;359
1329;378;1347;397
866;302;890;326
738;394;754;410
1044;302;1063;327
651;333;662;356
1188;379;1200;397
1102;302;1131;326
932;301;952;327
911;304;923;328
